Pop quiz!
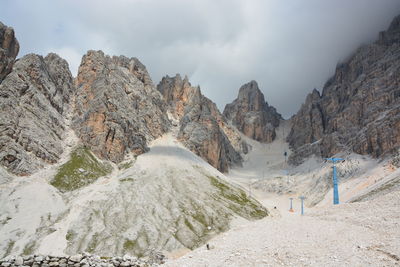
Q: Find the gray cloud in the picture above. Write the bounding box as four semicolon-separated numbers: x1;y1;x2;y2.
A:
1;0;400;117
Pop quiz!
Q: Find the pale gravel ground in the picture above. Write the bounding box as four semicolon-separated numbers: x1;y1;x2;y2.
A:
164;121;400;266
163;187;400;267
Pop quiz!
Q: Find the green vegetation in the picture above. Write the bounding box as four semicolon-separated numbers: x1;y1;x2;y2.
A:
352;176;400;202
123;239;137;251
86;233;100;253
208;175;268;219
22;241;36;255
66;230;76;242
121;228;152;257
118;160;135;170
51;147;112;192
119;177;135;182
3;240;15;258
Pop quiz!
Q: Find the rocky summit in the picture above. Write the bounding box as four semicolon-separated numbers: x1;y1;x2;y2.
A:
223;80;282;143
287;14;400;165
73;50;170;163
158;74;246;172
0;22;19;83
0;51;75;175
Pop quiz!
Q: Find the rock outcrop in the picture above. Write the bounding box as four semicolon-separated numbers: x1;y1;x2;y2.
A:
73;50;170;163
223;80;282;143
157;74;245;172
0;53;75;175
0;22;19;83
287;14;400;164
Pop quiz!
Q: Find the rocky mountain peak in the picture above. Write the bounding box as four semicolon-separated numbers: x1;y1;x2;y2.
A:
157;74;200;118
287;14;400;164
0;52;75;175
73;50;170;163
0;22;19;82
157;74;245;172
378;14;400;45
223;80;282;143
388;14;400;32
236;80;265;111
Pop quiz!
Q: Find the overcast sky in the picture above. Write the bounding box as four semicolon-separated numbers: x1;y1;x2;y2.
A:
1;0;400;117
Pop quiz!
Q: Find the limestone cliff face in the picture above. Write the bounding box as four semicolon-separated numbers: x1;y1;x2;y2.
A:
0;22;19;83
73;51;170;163
288;14;400;164
0;53;75;175
223;81;282;143
157;74;245;172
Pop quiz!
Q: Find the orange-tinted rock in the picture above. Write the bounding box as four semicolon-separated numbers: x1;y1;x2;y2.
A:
158;74;245;172
73;50;170;163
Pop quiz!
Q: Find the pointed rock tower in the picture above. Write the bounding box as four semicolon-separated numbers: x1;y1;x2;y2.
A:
73;50;170;163
157;74;246;172
223;80;282;143
0;22;19;83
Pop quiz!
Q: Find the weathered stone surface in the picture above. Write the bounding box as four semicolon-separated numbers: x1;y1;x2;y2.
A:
0;53;75;175
73;50;170;163
158;74;245;172
0;253;165;267
0;22;19;83
288;14;400;164
223;80;282;143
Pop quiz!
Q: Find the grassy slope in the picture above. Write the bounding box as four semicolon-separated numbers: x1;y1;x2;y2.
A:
51;147;112;192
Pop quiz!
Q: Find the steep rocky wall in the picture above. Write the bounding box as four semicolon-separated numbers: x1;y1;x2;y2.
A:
158;74;244;172
288;14;400;164
0;53;75;175
0;22;19;83
73;50;170;163
223;80;282;143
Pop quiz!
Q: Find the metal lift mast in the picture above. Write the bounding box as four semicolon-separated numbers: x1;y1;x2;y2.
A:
325;157;344;205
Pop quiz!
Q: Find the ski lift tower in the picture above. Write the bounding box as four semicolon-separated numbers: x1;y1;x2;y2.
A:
325;157;345;205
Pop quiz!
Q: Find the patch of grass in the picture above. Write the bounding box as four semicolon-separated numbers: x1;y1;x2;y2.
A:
118;160;135;170
22;241;36;255
86;232;100;254
208;175;268;219
120;177;135;182
51;147;112;192
351;176;400;202
123;239;138;251
3;240;15;258
66;230;76;242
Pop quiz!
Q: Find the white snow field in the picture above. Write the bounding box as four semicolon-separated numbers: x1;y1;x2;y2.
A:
164;121;400;266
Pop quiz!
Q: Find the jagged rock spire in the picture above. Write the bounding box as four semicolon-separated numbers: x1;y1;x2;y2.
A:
223;80;282;143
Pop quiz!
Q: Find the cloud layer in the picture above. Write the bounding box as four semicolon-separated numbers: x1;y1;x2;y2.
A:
2;0;400;117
